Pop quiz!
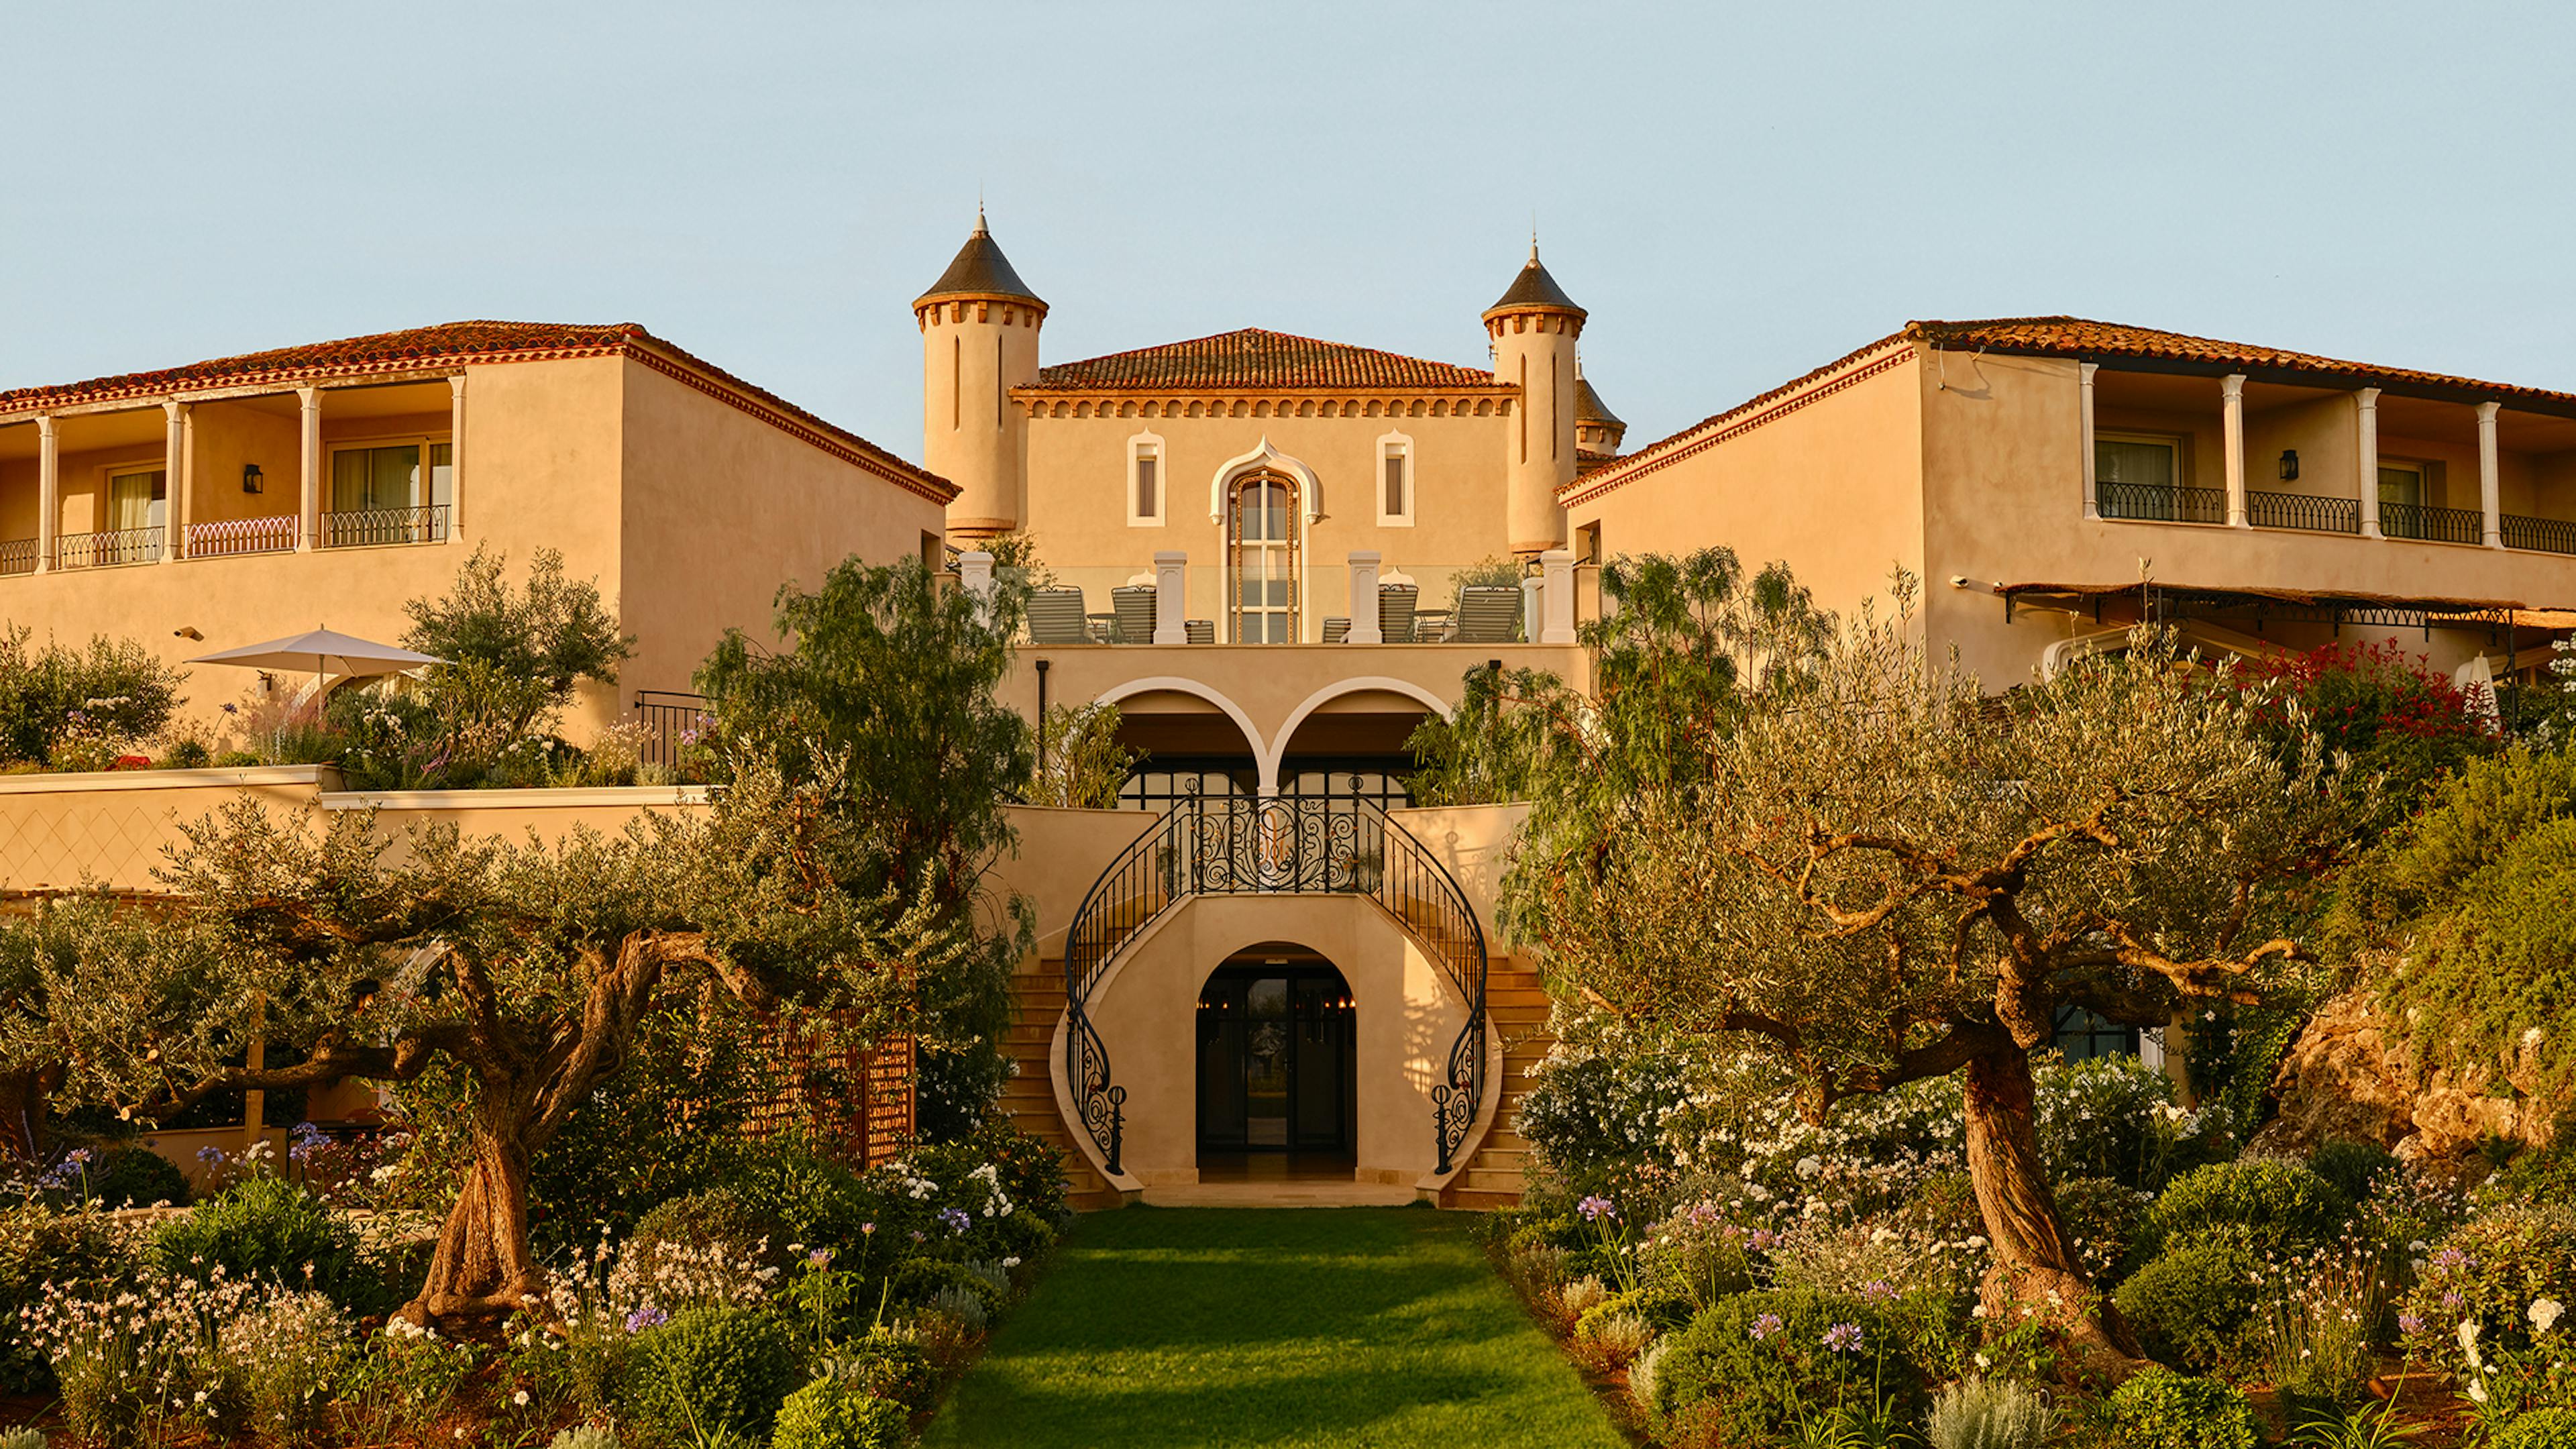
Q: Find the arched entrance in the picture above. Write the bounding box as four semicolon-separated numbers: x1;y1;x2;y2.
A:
1195;944;1356;1180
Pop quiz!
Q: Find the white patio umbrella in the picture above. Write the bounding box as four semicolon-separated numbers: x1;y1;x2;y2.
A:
185;627;447;702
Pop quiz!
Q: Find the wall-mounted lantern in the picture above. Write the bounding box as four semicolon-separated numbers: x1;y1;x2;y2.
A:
2278;449;2300;482
241;463;265;494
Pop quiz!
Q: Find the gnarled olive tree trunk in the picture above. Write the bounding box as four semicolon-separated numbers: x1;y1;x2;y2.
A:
1964;1044;2143;1383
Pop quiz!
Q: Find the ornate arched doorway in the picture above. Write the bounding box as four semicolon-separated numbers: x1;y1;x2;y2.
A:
1195;945;1356;1178
1226;470;1301;643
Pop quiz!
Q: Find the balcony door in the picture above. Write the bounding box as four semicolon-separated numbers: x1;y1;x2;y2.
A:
1227;470;1300;643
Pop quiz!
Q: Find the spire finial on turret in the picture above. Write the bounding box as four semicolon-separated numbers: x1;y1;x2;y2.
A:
975;189;987;235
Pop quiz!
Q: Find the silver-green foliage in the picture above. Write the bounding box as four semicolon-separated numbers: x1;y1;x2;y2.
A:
549;1429;621;1449
1927;1377;2057;1449
0;1427;46;1449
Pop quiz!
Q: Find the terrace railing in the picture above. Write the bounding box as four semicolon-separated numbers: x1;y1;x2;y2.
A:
1060;794;1489;1177
2383;500;2485;546
2098;480;2229;525
2246;489;2361;535
321;504;449;549
633;690;714;769
0;539;39;577
54;527;163;568
2502;513;2576;556
186;515;299;558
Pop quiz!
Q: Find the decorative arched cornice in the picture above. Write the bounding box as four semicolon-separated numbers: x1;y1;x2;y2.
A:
1208;436;1324;524
1263;676;1452;788
1091;676;1269;784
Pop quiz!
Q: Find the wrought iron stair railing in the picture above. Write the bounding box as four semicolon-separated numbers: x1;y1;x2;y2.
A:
1058;794;1492;1179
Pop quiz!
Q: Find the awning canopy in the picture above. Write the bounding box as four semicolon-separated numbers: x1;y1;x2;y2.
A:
184;628;446;678
1990;580;2576;635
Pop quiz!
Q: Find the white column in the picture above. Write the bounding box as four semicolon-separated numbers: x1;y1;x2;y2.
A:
1346;550;1383;644
34;416;57;573
447;373;466;537
1520;574;1542;643
2221;374;2249;528
297;386;321;551
162;400;188;561
2078;362;2100;520
1540;548;1578;644
2478;400;2504;548
1152;549;1186;644
2355;388;2383;539
956;549;996;627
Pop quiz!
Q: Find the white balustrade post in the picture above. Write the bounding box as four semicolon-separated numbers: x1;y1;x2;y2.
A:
162;400;188;561
2479;401;2504;548
1347;550;1383;644
297;386;321;551
2221;374;2249;528
34;416;57;573
2079;362;2100;520
957;549;996;627
1520;575;1542;643
447;373;466;537
1152;549;1186;644
1540;549;1577;644
2356;388;2383;539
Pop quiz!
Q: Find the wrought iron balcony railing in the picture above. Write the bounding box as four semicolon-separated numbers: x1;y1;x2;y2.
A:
321;503;451;549
2381;500;2485;546
2246;489;2361;535
2502;513;2576;556
633;690;714;768
54;527;164;568
2098;480;2229;525
0;539;36;577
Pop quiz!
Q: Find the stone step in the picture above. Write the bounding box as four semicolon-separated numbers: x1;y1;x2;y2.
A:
1459;1167;1526;1191
1441;1187;1521;1211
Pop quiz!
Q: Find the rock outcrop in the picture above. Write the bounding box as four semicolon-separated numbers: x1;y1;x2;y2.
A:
2253;987;2558;1178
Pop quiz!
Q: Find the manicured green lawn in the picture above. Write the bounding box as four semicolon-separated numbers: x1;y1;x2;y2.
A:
925;1205;1630;1449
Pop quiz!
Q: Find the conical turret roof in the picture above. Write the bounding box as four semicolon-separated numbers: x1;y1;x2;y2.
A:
916;209;1044;309
1574;367;1623;429
1483;241;1586;321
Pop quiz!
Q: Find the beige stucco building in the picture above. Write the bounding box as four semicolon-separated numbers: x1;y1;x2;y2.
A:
0;321;953;739
1564;317;2576;690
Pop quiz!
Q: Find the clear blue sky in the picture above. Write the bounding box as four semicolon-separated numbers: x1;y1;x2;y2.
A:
4;2;2571;459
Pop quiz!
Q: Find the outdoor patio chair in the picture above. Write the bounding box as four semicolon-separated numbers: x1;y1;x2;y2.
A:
1451;585;1524;643
1185;619;1215;643
1027;586;1091;644
1413;607;1454;643
1322;617;1351;643
1377;583;1419;643
1110;584;1158;643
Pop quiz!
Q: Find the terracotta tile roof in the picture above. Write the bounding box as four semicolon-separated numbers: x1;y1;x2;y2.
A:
1030;327;1503;392
916;218;1044;309
1484;246;1586;320
1570;314;2576;508
1909;315;2576;412
0;321;953;502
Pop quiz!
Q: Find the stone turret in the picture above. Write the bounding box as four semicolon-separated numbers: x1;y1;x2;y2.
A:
1574;360;1625;460
1483;241;1585;555
917;209;1045;541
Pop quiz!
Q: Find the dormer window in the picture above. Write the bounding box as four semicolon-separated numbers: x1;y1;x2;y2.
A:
1128;433;1166;527
1376;431;1415;527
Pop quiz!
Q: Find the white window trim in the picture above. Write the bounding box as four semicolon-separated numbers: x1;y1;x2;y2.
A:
2094;429;2191;488
1126;429;1167;527
1375;429;1415;527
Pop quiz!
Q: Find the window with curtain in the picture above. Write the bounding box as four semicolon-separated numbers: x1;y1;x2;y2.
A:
2377;462;2425;509
330;445;421;515
2096;435;2183;520
1134;445;1159;521
106;468;164;533
428;442;454;511
1228;472;1298;643
1383;449;1407;519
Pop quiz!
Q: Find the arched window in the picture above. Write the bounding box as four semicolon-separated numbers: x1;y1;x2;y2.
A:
1228;470;1299;643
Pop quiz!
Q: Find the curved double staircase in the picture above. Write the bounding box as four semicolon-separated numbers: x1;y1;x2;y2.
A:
1002;796;1522;1208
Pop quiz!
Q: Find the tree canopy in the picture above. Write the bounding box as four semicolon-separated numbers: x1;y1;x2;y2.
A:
1435;549;2355;1375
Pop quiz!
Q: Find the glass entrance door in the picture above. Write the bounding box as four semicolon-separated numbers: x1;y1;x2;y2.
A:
1196;960;1355;1156
1228;472;1299;643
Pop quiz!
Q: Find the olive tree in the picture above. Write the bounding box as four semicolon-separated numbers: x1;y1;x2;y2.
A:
4;757;961;1326
1487;553;2349;1375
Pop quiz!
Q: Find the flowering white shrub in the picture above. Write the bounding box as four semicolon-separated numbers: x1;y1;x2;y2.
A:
19;1263;267;1444
216;1289;355;1439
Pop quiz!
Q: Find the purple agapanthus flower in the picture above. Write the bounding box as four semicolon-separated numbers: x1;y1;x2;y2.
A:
625;1305;668;1334
1576;1195;1617;1223
1821;1322;1864;1354
2398;1312;2426;1336
1750;1313;1784;1340
940;1207;973;1235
